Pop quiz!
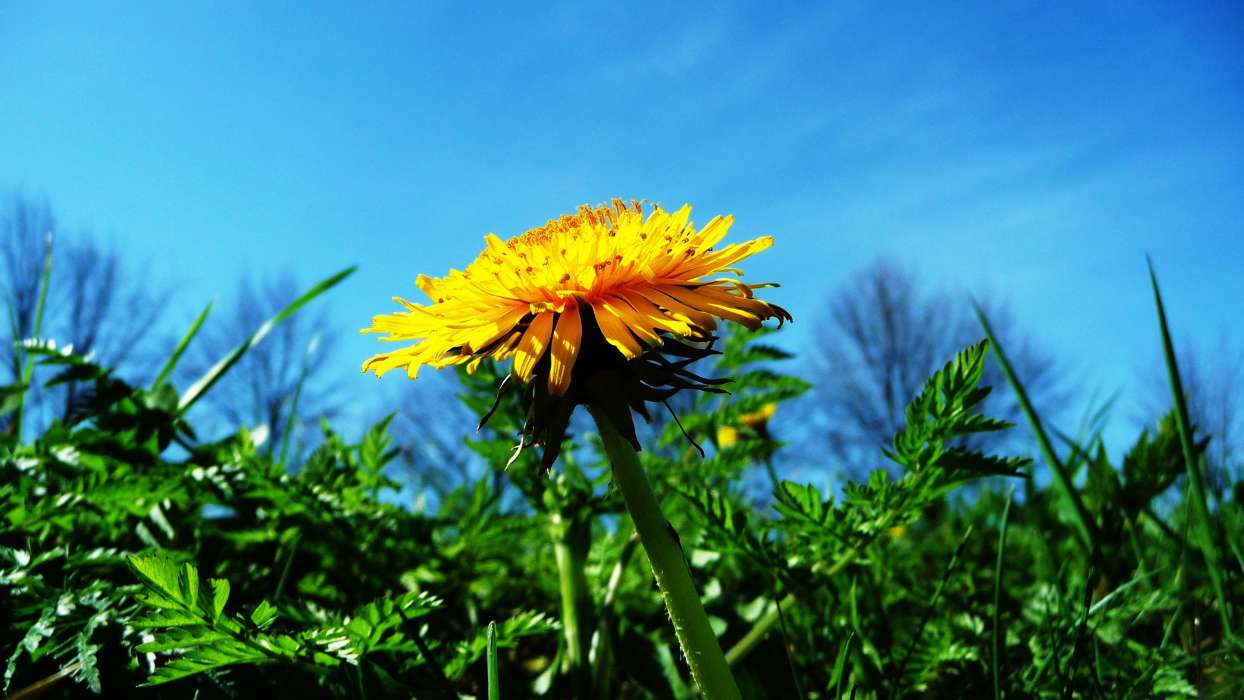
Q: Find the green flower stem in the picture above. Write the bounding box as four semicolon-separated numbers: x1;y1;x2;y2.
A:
726;505;903;665
550;511;592;697
724;543;861;666
590;408;741;700
725;590;797;666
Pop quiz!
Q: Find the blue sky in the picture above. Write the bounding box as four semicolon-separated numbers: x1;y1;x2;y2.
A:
2;2;1242;455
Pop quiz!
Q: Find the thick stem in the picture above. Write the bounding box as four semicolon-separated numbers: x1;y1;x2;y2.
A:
550;511;593;697
590;408;741;700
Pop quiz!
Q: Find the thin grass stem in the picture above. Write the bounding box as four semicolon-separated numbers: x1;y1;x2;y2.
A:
974;303;1097;556
1147;258;1232;638
993;490;1014;700
13;232;53;441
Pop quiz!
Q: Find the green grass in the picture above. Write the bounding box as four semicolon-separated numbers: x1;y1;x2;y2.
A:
1;263;1240;698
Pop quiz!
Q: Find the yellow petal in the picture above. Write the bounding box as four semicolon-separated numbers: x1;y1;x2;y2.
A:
660;285;762;329
548;301;582;396
590;303;643;359
600;297;662;346
694;214;733;254
460;305;529;352
632;286;719;333
614;289;694;337
673;235;774;280
512;312;554;383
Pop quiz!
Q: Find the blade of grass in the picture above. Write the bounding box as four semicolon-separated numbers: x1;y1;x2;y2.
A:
13;232;54;441
273;531;300;601
889;526;973;699
178;266;355;414
5;299;19;381
591;530;639;698
151;301;212;389
974;302;1097;557
1146;257;1232;637
830;631;854;699
993;490;1013;700
278;334;318;464
487;621;500;700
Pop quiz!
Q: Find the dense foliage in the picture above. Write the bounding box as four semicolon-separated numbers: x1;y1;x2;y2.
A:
3;267;1241;698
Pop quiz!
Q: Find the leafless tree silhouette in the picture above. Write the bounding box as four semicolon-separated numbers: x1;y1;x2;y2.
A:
1;194;55;384
807;258;1060;475
384;372;482;504
184;272;340;462
2;192;164;430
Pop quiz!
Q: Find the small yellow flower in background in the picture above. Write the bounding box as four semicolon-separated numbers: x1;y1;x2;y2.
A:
716;425;739;448
888;525;907;540
717;403;777;448
738;402;778;440
362;199;790;466
738;402;777;429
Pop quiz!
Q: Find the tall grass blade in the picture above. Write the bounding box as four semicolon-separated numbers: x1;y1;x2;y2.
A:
830;631;854;699
1146;257;1232;637
993;490;1014;700
277;334;318;465
974;302;1097;556
151;301;212;389
890;526;973;698
13;232;54;441
178;266;355;414
487;621;500;700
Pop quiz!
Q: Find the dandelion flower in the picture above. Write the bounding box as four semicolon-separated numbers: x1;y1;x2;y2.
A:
362;199;790;464
362;199;784;699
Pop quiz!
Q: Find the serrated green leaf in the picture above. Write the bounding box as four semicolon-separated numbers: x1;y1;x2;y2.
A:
208;579;229;623
250;600;277;630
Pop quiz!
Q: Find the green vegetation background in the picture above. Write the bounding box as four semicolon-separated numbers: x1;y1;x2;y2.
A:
3;264;1241;698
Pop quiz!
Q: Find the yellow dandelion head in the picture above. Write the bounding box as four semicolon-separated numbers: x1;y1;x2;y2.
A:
738;402;778;430
361;199;790;401
716;425;740;448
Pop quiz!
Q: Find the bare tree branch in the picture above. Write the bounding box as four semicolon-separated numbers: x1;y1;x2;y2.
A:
184;271;340;462
0;193;54;382
806;258;1061;476
1138;334;1243;491
2;192;166;432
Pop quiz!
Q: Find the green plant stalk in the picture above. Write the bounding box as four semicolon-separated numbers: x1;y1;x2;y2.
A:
278;337;316;465
590;408;741;700
591;529;639;698
151;301;212;390
487;621;500;700
550;511;592;697
726;498;910;666
726;535;873;665
891;526;973;698
728;591;795;667
178;266;354;414
1148;260;1232;637
992;492;1013;700
975;304;1097;556
13;233;53;442
762;455;781;493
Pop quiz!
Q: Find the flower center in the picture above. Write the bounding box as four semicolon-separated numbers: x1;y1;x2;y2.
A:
507;200;640;251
